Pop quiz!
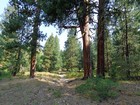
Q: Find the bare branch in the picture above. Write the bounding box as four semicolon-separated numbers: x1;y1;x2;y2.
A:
76;36;82;40
89;28;96;33
61;25;80;29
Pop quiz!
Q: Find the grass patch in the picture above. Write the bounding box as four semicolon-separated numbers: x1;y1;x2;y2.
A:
66;71;83;78
52;89;62;98
16;71;60;79
16;71;29;79
48;88;62;98
76;77;119;102
35;72;60;79
0;70;12;80
135;91;140;96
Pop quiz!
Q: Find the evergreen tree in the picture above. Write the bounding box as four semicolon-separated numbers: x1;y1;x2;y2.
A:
9;0;46;77
64;29;82;71
36;48;44;72
0;5;29;76
53;36;62;70
109;0;140;79
30;4;41;78
90;40;96;75
43;34;55;72
39;0;97;79
43;34;62;71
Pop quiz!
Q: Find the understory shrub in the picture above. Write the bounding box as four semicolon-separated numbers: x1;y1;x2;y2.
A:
76;77;119;101
0;70;11;80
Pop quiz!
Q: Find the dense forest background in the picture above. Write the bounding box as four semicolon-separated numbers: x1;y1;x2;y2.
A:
0;0;140;80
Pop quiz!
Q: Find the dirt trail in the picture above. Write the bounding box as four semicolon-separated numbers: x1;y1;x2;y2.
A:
0;72;140;105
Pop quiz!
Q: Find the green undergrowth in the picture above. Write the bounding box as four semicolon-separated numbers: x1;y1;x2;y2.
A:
135;91;140;96
48;87;62;98
76;77;119;102
16;71;29;79
66;71;83;78
0;70;12;80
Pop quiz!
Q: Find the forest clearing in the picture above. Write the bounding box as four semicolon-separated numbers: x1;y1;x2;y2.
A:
0;72;140;105
0;0;140;105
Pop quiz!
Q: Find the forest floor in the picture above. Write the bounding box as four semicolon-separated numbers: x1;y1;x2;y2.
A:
0;72;140;105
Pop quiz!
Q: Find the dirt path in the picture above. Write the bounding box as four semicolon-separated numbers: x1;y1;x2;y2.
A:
0;72;140;105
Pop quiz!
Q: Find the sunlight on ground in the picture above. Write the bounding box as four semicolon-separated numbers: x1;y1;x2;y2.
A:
35;72;60;78
119;80;140;84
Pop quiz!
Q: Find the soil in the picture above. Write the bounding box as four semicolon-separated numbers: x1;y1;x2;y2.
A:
0;72;140;105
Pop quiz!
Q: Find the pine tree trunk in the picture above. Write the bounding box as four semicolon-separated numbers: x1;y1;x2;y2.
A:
97;0;105;77
30;44;37;78
79;0;92;79
30;8;40;78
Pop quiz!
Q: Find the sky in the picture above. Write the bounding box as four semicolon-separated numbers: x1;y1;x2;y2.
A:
0;0;9;18
0;0;70;50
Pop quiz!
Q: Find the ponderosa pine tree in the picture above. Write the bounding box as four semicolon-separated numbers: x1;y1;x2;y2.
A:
9;0;45;78
30;7;41;78
39;0;98;79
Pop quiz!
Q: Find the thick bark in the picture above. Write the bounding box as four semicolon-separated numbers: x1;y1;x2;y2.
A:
97;0;105;77
30;8;40;78
78;0;92;79
30;51;36;78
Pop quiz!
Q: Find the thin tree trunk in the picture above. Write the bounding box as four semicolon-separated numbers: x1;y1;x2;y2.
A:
30;7;40;78
97;0;105;77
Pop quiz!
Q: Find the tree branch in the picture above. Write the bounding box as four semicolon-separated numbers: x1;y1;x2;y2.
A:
61;25;80;29
76;36;82;40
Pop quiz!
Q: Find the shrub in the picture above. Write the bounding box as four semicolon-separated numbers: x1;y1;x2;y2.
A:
76;77;119;101
0;70;12;80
